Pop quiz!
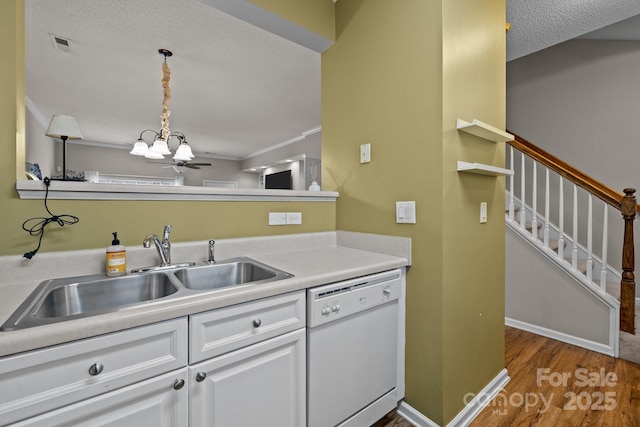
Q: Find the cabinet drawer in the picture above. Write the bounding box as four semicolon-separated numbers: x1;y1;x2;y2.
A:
0;318;187;426
189;291;305;363
9;368;189;427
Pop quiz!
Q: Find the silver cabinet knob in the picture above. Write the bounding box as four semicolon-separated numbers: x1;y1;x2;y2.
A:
196;372;207;382
252;319;262;327
173;379;185;390
383;286;391;297
88;362;104;376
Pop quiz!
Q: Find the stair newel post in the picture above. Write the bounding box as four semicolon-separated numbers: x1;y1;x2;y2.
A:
620;188;636;334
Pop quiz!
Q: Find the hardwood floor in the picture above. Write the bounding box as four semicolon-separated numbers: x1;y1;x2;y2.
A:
470;327;640;426
372;409;413;427
374;326;640;427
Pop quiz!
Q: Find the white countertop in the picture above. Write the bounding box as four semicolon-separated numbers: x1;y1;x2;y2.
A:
0;231;410;357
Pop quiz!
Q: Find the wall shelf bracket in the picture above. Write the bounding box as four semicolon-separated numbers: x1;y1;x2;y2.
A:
456;119;514;143
457;161;513;176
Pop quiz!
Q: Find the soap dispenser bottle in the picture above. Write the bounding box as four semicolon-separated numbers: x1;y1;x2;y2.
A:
106;232;126;276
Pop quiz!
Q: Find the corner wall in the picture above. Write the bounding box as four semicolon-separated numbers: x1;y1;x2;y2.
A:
323;0;506;424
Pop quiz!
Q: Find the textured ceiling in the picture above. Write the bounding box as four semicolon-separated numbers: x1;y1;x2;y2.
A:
507;0;640;61
26;0;321;159
26;0;640;159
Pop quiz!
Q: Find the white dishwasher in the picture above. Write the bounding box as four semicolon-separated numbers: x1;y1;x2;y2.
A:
307;269;402;427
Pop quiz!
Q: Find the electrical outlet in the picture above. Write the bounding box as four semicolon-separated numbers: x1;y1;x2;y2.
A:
268;212;286;225
286;212;302;225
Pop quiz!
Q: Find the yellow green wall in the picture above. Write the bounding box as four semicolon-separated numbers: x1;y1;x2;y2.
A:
0;0;335;257
248;0;335;42
322;0;506;424
5;0;506;424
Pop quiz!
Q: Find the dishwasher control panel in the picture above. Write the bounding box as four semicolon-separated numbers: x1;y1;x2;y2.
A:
307;269;401;327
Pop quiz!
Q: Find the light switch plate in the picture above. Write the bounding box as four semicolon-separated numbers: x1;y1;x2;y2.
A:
360;143;371;163
269;212;286;225
396;201;416;224
480;202;488;224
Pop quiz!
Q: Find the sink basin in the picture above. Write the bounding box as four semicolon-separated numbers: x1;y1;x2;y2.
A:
33;274;178;318
0;273;178;331
174;257;293;291
0;257;293;331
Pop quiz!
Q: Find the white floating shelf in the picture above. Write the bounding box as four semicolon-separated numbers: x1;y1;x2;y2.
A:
457;161;514;176
456;119;514;143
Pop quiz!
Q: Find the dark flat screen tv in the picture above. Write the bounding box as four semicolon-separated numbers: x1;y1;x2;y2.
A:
265;170;292;190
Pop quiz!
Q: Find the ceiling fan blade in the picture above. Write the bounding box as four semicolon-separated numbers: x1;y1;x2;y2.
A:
189;163;212;166
185;164;201;169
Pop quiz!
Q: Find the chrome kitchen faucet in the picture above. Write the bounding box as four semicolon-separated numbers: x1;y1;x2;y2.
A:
143;225;172;267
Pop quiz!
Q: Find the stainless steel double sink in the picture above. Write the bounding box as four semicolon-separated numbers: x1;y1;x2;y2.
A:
0;257;293;331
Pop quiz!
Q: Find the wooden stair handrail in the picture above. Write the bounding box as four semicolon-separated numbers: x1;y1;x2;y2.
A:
506;131;638;212
507;130;636;335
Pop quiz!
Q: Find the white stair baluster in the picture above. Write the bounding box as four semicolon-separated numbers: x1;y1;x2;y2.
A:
600;204;609;291
572;184;579;271
558;177;564;260
520;153;526;230
544;168;550;248
509;146;515;221
531;161;538;239
586;194;593;282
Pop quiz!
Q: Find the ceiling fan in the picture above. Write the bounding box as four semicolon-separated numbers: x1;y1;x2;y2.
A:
147;160;212;172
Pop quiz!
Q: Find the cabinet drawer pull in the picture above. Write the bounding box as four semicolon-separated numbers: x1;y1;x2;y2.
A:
252;318;262;328
173;379;185;390
88;362;104;376
196;372;207;382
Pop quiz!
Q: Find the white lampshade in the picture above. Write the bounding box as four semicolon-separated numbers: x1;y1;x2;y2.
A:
144;150;165;160
45;115;83;140
149;137;171;155
130;140;150;156
173;142;194;161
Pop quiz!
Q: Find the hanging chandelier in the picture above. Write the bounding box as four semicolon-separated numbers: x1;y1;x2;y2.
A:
130;49;194;161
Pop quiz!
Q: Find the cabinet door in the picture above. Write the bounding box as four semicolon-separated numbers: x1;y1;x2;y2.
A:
0;318;187;425
189;329;305;427
9;368;189;427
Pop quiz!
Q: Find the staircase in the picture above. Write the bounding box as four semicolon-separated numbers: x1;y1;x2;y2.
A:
504;133;640;364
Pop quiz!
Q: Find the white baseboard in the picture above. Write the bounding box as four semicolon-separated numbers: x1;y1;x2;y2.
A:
396;402;440;427
396;368;510;427
505;317;615;356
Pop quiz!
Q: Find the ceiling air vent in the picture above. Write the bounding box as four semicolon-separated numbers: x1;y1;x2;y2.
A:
49;34;74;54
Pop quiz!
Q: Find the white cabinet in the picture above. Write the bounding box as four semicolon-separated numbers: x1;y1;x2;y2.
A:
188;291;306;427
2;290;307;427
189;329;305;427
0;318;188;426
189;290;305;363
10;368;189;427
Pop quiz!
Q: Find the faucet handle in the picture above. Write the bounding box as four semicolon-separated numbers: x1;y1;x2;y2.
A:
162;225;172;242
208;240;216;264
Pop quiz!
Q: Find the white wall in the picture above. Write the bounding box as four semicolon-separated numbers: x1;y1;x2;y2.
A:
25;108;55;177
240;131;321;171
507;39;640;191
507;38;640;289
67;143;259;188
506;228;614;352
